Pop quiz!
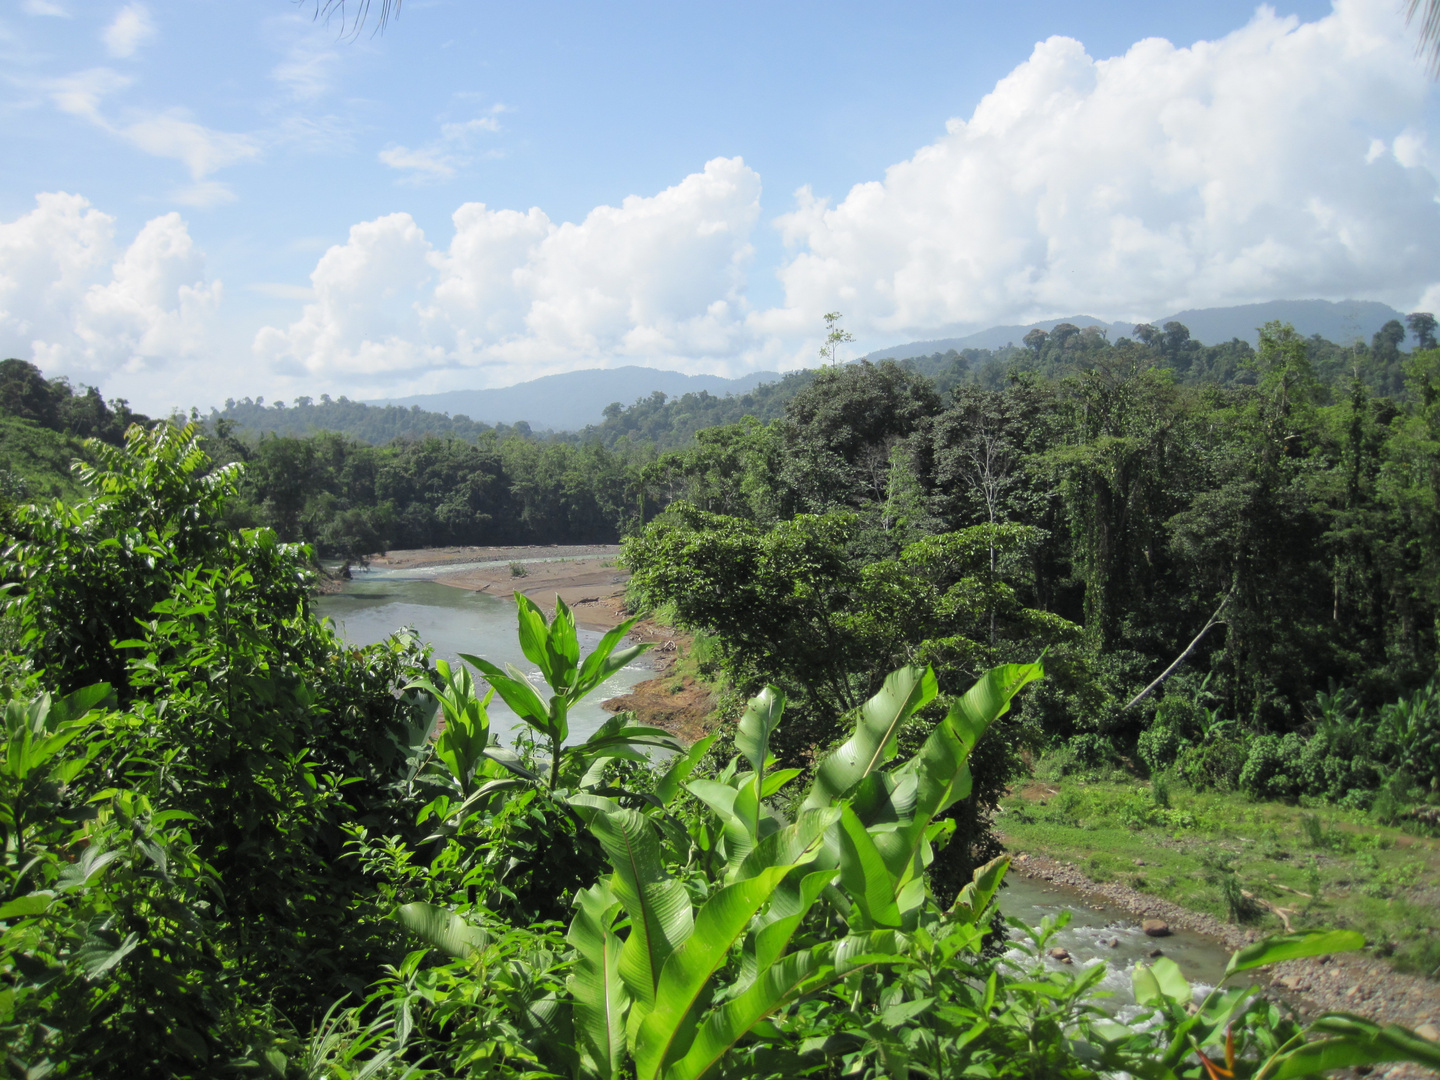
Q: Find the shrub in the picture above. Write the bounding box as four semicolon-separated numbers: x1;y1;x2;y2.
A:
1069;731;1114;769
1175;736;1246;791
1239;732;1306;800
1136;721;1182;774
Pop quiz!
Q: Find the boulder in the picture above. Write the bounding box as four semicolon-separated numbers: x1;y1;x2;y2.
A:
1141;919;1171;937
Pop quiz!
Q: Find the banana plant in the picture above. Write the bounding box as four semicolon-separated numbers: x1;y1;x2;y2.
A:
461;594;681;790
398;660;1042;1080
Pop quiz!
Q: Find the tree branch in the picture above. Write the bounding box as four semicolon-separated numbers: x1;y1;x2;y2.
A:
1124;585;1235;711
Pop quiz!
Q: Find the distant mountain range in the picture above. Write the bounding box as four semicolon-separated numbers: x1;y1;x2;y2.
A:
356;300;1411;432
864;299;1408;359
373;366;779;432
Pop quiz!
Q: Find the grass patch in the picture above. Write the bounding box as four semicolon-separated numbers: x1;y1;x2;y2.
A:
999;774;1440;977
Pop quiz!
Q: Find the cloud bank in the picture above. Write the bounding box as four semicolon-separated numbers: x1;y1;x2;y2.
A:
0;193;220;381
7;0;1440;402
254;156;763;382
773;0;1440;338
254;0;1440;391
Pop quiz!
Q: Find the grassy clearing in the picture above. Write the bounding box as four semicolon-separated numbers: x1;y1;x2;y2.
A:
997;772;1440;978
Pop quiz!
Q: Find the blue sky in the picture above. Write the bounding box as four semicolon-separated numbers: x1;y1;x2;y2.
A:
1;0;1436;414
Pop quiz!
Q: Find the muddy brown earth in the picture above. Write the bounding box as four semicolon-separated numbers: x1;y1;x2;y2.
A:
1006;850;1440;1063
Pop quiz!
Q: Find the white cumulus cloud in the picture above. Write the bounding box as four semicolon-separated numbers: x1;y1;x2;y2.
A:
769;0;1440;340
258;0;1440;394
103;3;155;58
257;156;764;384
0;193;220;381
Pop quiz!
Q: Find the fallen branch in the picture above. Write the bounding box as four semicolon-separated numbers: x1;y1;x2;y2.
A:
1125;585;1236;711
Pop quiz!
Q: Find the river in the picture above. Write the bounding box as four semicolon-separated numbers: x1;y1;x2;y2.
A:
318;564;1232;1007
315;563;654;744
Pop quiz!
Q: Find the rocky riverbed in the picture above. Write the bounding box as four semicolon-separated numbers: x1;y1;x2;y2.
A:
1008;850;1440;1072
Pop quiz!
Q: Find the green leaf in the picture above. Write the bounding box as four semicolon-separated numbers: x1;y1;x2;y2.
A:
835;804;903;931
664;947;830;1080
1265;1015;1440;1079
734;686;784;779
396;902;488;959
589;808;695;1008
77;930;139;980
946;663;1044;755
460;653;554;733
636;862;799;1080
1132;956;1190;1006
654;730;719;806
1224;929;1365;978
567;882;629;1080
0;893;51;919
948;854;1010;926
803;665;937;810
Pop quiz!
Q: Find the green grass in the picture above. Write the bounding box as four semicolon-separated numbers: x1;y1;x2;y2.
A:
998;774;1440;978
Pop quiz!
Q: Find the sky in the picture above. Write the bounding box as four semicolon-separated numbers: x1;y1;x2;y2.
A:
1;0;1438;415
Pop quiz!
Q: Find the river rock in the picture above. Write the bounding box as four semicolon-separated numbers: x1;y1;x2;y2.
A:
1048;947;1073;963
1414;1023;1439;1041
1148;948;1165;958
1142;919;1171;937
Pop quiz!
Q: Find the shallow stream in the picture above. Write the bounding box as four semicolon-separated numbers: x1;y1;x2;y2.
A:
999;874;1231;1011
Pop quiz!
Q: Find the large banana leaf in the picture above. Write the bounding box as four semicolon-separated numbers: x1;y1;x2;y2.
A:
396;902;487;959
663;948;832;1080
588;808;694;1008
801;666;937;811
835;804;904;930
634;861;806;1080
567;882;629;1080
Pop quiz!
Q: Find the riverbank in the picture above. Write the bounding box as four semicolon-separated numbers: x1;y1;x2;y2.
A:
1005;851;1440;1047
362;544;630;630
999;777;1440;1042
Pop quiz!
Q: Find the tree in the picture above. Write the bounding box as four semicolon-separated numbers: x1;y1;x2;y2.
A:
1407;311;1438;350
819;311;855;365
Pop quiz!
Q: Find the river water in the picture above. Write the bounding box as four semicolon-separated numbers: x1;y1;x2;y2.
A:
317;565;1233;1005
315;563;654;745
1001;874;1230;1010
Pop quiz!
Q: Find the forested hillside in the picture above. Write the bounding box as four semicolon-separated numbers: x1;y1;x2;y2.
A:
1;421;1431;1077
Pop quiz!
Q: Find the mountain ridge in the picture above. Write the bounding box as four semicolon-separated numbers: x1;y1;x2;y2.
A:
864;299;1409;359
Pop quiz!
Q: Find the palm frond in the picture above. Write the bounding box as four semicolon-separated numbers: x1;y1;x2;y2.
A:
1406;0;1440;77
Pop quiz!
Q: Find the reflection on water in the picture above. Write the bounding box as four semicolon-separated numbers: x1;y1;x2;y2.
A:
1000;873;1231;1014
315;577;653;745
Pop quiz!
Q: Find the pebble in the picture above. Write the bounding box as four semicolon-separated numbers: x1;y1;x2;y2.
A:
1415;1023;1439;1041
1048;947;1073;963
